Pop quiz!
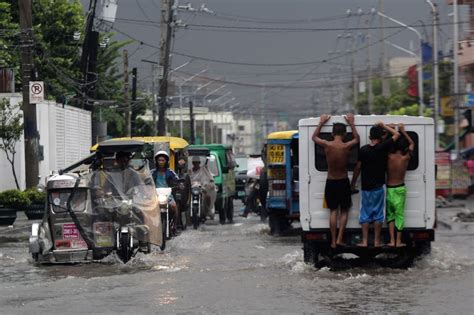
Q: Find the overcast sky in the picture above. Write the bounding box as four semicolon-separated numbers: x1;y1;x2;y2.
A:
81;0;461;123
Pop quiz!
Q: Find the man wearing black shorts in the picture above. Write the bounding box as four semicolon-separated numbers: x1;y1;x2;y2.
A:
312;113;359;248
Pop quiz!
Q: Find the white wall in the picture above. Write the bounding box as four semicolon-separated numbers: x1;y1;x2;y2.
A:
0;94;91;190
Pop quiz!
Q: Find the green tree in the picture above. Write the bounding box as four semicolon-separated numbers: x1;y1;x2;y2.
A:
3;0;85;99
0;2;19;70
0;98;24;189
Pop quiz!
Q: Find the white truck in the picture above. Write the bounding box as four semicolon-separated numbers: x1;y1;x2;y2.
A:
299;115;435;267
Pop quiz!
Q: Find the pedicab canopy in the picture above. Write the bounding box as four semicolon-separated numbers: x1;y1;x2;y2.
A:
91;137;189;170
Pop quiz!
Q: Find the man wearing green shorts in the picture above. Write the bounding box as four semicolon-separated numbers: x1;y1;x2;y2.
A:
386;123;415;247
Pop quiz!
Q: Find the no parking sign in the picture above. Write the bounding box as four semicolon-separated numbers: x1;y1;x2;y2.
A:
29;81;44;104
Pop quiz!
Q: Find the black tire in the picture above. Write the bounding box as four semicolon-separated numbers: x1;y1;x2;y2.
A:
414;242;432;257
181;208;187;230
226;197;234;223
217;197;226;224
303;241;319;266
161;213;170;240
268;212;279;235
160;235;166;251
119;233;132;263
192;204;200;229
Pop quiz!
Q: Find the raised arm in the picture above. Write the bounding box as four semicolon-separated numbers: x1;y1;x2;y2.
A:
399;123;415;152
312;114;331;147
377;121;400;142
344;113;359;147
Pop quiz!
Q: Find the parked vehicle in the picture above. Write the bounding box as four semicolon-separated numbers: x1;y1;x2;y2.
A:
29;140;164;264
265;131;300;234
299;115;435;268
189;144;237;224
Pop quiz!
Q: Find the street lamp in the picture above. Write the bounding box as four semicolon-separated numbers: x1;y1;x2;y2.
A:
178;69;207;137
374;9;424;116
426;0;439;149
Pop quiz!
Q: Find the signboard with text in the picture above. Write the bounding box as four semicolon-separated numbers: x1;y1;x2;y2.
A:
29;81;44;104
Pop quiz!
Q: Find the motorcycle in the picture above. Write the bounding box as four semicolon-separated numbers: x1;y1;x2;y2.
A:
190;181;203;229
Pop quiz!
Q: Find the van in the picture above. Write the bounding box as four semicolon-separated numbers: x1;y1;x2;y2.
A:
188;144;237;223
298;115;435;267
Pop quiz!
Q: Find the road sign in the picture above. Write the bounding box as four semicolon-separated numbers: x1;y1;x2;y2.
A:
29;81;44;104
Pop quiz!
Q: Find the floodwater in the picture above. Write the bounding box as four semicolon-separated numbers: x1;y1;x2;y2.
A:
0;202;473;314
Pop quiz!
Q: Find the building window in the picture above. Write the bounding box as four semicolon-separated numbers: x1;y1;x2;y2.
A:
238;125;245;131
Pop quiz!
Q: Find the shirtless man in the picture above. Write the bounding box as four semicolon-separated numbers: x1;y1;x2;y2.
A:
312;113;359;248
386;123;415;247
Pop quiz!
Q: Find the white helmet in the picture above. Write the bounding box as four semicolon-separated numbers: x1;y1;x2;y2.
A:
154;150;169;161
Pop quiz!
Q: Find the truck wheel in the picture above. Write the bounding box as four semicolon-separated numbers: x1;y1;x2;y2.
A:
414;242;431;257
303;242;319;266
268;213;280;235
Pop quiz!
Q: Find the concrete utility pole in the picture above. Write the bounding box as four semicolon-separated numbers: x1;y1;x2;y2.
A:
366;18;374;113
158;0;175;136
379;0;390;97
453;0;460;156
426;0;439;149
189;99;195;144
19;0;39;188
123;50;131;137
131;67;137;135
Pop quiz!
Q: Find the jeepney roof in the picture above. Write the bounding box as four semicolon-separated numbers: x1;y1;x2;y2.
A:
266;130;298;140
90;136;189;152
299;115;434;127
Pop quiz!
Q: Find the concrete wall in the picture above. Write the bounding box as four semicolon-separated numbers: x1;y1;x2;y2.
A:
0;94;91;191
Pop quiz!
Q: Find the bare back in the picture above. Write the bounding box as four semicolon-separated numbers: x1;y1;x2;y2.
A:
324;139;353;180
387;151;411;186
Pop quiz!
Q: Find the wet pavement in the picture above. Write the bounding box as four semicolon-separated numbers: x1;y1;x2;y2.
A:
0;200;473;314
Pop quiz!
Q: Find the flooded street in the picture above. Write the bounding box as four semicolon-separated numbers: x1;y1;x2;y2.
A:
1;201;473;314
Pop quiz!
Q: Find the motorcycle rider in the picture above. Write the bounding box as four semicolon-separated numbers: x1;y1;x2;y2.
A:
151;151;180;233
188;156;216;220
176;155;191;228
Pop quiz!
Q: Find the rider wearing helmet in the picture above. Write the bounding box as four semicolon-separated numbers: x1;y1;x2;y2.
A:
151;151;180;232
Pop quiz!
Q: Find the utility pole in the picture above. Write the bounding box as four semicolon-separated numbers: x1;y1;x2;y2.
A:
379;0;390;97
158;0;175;136
151;64;157;135
453;0;460;156
131;67;137;135
19;0;39;188
367;18;374;113
123;50;131;137
427;0;439;149
189;99;195;144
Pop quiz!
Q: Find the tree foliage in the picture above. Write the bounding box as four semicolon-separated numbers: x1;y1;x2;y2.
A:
0;98;23;189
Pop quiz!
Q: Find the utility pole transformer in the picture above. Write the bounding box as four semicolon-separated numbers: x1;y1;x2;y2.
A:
158;0;175;136
19;0;39;188
123;50;131;137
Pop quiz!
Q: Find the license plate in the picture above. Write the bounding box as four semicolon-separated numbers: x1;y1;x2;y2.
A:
63;223;80;239
268;144;285;165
